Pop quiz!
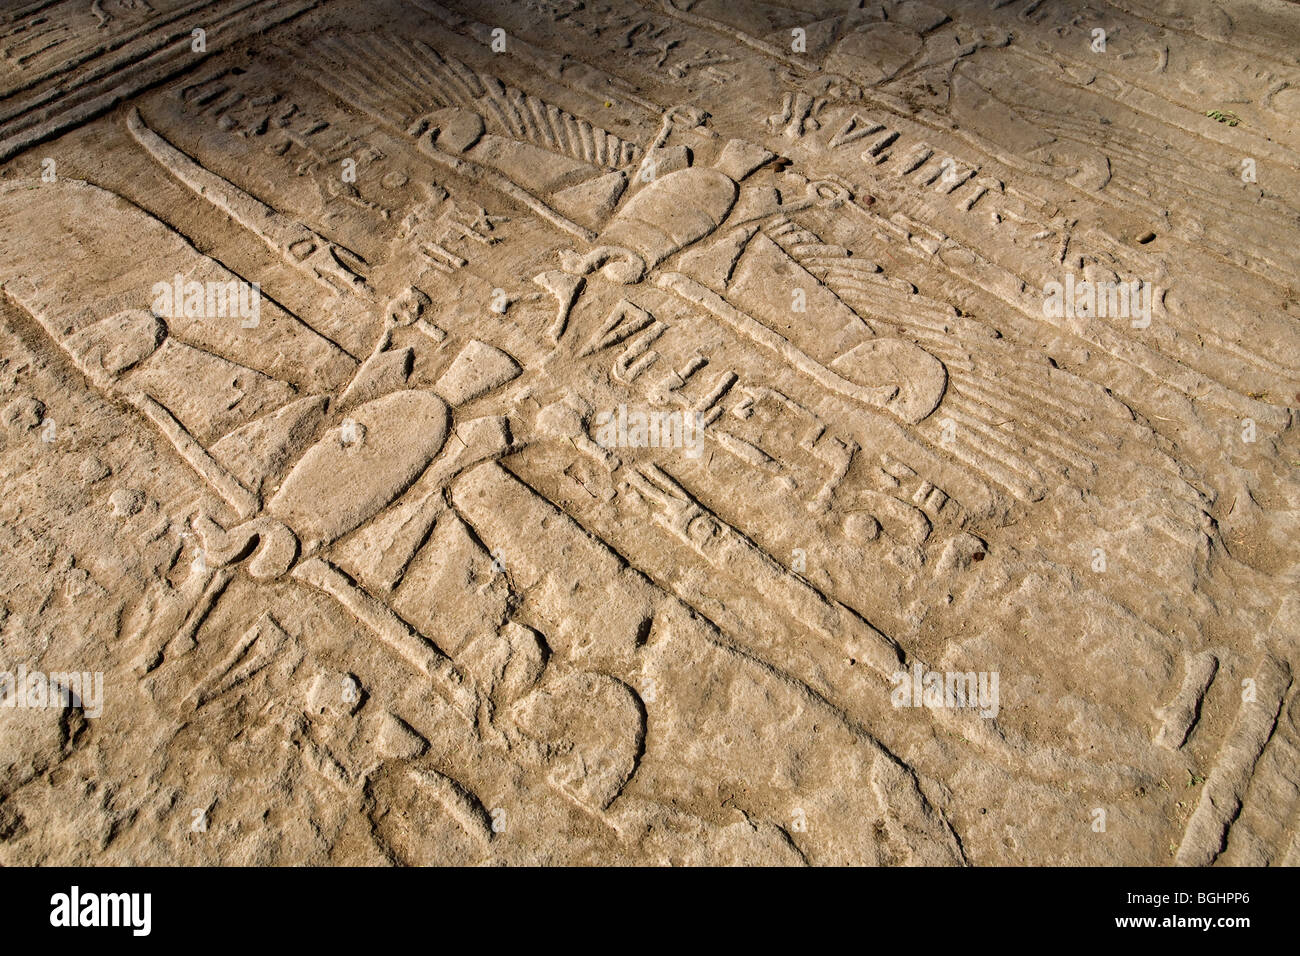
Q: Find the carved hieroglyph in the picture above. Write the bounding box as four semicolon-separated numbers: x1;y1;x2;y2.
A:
0;0;1298;866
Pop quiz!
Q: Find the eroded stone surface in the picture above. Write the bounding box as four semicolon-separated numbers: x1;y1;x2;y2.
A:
0;0;1297;867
